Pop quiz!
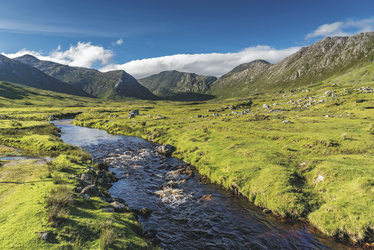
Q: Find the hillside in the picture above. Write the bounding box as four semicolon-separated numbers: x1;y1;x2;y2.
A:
0;55;91;97
138;70;217;100
15;55;157;100
208;32;374;98
0;81;104;108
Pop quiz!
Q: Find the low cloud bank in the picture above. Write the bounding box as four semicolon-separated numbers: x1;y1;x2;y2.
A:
100;46;300;78
3;42;300;79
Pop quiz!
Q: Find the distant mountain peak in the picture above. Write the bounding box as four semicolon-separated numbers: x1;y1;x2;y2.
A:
138;70;217;101
208;32;374;98
17;54;40;61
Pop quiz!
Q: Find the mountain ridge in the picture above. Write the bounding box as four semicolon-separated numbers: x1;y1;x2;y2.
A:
0;55;92;97
15;55;158;100
208;32;374;98
138;70;217;100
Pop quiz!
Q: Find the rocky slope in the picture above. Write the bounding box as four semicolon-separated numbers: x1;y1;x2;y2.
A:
208;32;374;98
15;55;157;100
0;55;91;97
138;70;217;100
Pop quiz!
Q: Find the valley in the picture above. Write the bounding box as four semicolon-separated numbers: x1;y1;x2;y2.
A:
1;32;374;248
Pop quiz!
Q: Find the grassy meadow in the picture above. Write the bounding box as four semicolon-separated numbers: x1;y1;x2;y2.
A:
73;78;374;243
1;64;374;247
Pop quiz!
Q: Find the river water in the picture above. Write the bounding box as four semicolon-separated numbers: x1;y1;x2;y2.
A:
55;121;348;250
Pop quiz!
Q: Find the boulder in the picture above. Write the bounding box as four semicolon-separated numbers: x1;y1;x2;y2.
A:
79;193;90;200
97;170;108;178
143;229;161;246
80;184;100;197
80;173;93;181
315;175;324;184
157;144;174;156
129;110;139;118
80;173;94;186
141;207;153;217
36;232;49;241
110;201;130;213
263;104;269;109
110;197;127;204
102;207;114;213
263;209;272;214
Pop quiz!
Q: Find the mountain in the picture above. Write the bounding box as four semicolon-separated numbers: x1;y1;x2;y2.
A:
15;55;157;100
207;60;271;98
0;55;91;97
208;32;374;98
138;70;217;100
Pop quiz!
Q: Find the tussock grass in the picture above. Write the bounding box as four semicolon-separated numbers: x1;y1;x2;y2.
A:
45;185;72;225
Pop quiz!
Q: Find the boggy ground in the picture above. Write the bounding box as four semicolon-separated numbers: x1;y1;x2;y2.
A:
72;79;374;246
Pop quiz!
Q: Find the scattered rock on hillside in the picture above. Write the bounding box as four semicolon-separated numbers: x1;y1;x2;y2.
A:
315;175;324;184
129;110;139;118
263;104;270;109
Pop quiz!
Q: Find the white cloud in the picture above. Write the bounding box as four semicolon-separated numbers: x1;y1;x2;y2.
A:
115;39;124;45
3;42;300;79
100;45;300;78
306;17;374;39
3;42;114;68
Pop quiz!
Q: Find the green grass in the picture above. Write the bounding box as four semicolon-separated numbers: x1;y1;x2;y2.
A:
2;66;374;245
0;153;153;249
0;93;154;249
71;69;374;243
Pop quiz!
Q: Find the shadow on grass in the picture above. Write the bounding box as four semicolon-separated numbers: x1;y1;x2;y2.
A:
161;93;216;101
0;179;50;184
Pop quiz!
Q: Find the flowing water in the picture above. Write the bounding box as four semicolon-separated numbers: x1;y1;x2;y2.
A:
55;121;348;250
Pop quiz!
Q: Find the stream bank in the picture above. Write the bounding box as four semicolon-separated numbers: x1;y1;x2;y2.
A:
56;120;350;249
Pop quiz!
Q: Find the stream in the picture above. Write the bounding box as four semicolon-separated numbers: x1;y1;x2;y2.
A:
55;120;348;250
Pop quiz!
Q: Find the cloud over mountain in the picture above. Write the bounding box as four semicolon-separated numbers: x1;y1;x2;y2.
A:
100;46;300;78
3;42;300;79
3;42;114;68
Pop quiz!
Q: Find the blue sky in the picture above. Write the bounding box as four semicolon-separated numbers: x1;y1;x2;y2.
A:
1;0;374;78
